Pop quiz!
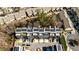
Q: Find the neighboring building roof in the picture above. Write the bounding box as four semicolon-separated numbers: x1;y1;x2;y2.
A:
59;11;71;30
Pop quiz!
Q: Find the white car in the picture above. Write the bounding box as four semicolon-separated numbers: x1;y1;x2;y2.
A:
44;39;49;43
33;33;38;36
50;33;55;36
56;33;60;36
33;39;39;43
39;39;44;43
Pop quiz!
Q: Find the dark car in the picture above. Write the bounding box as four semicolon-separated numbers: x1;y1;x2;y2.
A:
42;46;52;51
26;44;30;46
13;47;19;51
10;47;13;51
69;41;75;47
68;40;78;47
53;45;57;51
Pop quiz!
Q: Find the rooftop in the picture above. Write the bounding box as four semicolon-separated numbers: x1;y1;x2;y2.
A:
15;27;61;33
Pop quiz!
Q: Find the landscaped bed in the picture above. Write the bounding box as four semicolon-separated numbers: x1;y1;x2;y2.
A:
60;35;67;51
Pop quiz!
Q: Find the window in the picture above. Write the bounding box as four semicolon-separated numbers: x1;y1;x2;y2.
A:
34;29;38;31
16;29;21;31
56;29;60;31
45;28;50;31
27;29;32;32
22;29;27;31
39;29;44;32
50;29;55;31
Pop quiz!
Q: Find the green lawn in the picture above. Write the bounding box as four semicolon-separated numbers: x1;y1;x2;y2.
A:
60;35;67;51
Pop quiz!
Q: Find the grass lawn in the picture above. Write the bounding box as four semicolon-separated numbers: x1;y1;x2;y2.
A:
60;35;67;51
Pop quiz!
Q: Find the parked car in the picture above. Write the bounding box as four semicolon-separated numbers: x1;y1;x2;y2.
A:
42;46;52;51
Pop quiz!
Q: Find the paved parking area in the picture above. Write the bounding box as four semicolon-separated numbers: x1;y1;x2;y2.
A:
16;42;59;51
30;43;56;51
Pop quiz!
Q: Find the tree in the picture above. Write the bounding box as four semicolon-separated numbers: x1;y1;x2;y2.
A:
25;11;29;17
13;15;17;20
12;7;20;12
11;33;16;50
31;10;35;16
0;8;6;16
48;8;53;13
0;24;1;30
2;18;6;25
36;9;50;27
